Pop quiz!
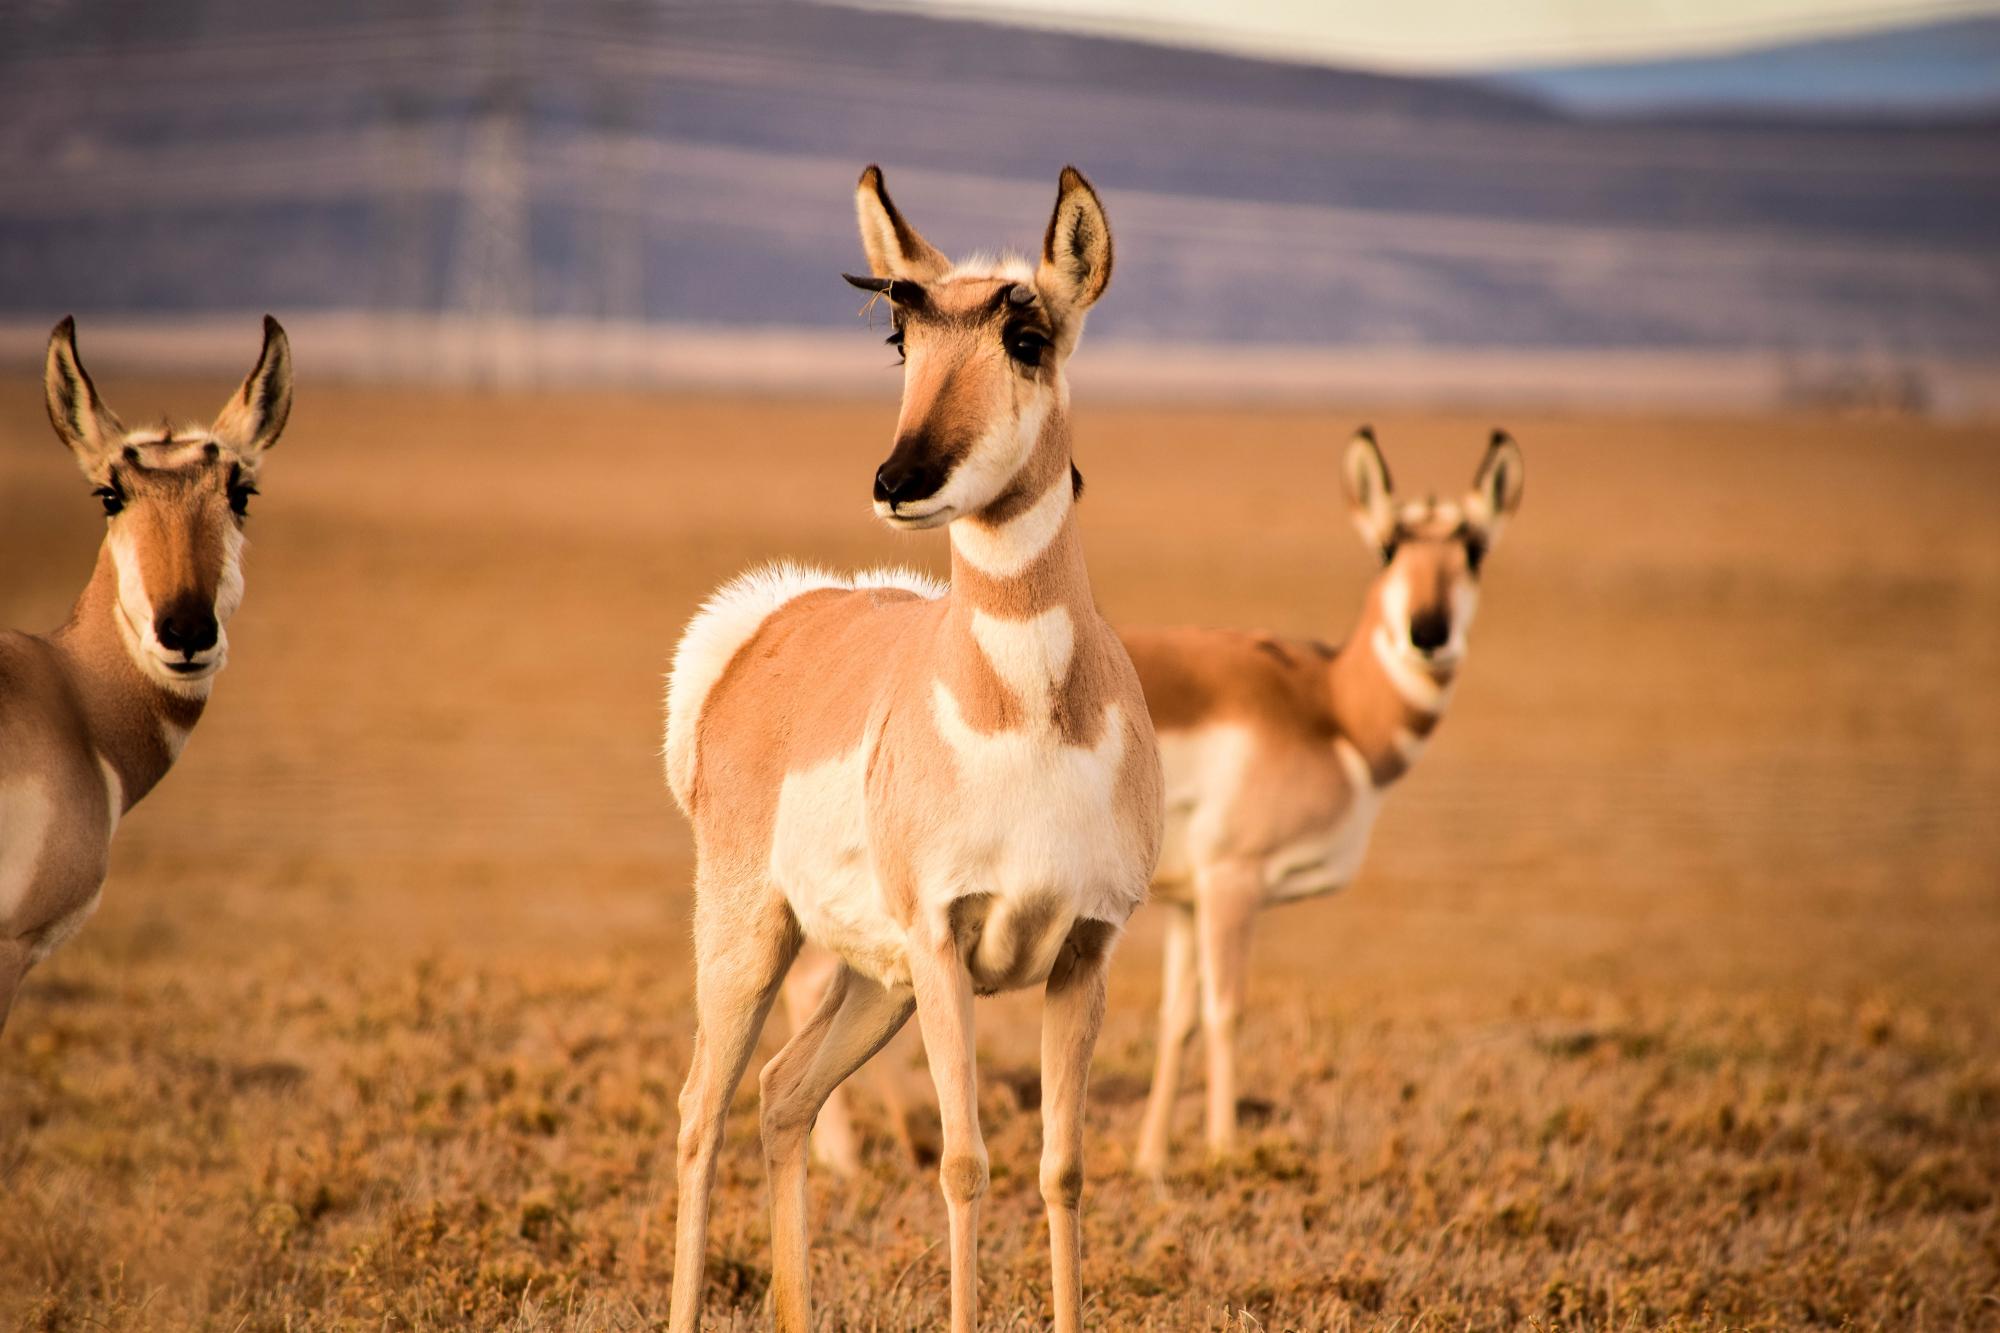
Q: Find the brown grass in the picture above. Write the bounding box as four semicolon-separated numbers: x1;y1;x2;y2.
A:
1;381;1997;1331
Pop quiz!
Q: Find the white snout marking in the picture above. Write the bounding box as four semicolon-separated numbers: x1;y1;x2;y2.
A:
107;518;238;698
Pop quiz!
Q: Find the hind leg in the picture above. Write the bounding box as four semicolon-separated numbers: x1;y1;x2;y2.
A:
1134;904;1197;1180
665;882;801;1333
762;961;915;1331
783;946;866;1176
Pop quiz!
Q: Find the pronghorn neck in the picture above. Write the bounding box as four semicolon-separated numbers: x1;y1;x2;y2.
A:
1325;581;1455;787
47;540;208;810
938;406;1099;735
945;402;1087;612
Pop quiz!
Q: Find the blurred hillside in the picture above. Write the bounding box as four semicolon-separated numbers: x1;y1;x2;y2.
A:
1;0;1997;406
1497;15;2000;116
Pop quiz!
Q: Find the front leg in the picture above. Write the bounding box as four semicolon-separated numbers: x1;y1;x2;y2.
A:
909;928;986;1333
1195;860;1263;1160
1041;918;1118;1333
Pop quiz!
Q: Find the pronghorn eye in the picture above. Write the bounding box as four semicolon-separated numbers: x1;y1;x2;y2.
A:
227;462;257;517
885;326;905;364
1464;534;1487;574
1004;327;1049;369
94;485;123;517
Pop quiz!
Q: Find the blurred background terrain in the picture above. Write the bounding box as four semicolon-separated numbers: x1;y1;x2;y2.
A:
2;0;1997;409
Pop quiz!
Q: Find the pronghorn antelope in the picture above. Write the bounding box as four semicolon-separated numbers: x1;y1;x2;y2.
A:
661;165;1162;1333
0;317;292;1035
1126;427;1524;1178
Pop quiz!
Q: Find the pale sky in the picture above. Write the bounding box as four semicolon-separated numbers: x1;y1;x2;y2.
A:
824;0;2000;71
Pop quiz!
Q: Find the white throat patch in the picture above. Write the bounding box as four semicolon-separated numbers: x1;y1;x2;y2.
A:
969;606;1075;720
950;475;1072;579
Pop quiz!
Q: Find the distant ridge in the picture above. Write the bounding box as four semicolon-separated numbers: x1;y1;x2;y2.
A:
1493;15;2000;117
1;0;1996;403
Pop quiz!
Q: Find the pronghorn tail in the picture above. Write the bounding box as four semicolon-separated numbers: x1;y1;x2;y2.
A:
662;561;945;813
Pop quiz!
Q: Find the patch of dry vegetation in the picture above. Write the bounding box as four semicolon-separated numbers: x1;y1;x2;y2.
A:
4;951;1994;1330
2;387;1997;1329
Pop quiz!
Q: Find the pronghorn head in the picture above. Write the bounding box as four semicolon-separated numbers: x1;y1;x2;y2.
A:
843;164;1112;529
1344;427;1524;673
44;315;293;693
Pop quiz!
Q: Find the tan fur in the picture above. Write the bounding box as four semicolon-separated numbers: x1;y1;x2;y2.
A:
0;317;291;1034
1128;428;1524;1177
662;167;1158;1333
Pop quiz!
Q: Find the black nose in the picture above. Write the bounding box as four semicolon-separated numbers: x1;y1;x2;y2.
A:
873;448;944;507
155;606;218;658
1408;609;1451;654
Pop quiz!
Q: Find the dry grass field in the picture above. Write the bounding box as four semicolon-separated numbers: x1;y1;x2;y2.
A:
1;378;1996;1331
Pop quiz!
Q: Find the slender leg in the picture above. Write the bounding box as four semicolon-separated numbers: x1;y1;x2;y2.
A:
1133;905;1198;1179
782;947;865;1177
0;938;29;1039
871;1045;919;1167
909;932;986;1333
1041;920;1116;1333
762;963;916;1332
666;887;800;1333
1196;862;1263;1161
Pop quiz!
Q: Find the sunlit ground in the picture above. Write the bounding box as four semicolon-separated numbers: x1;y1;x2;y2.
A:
2;383;1996;1329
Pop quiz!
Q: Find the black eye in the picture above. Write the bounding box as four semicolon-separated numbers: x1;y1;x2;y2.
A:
1464;535;1487;574
1004;327;1048;369
229;483;258;517
885;326;905;365
1380;541;1398;566
94;485;123;517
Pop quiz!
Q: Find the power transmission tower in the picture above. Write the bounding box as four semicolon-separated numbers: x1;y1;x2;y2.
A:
446;0;532;385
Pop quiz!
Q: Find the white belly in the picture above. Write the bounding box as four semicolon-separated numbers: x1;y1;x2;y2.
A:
769;742;912;986
1151;725;1255;895
1152;725;1381;904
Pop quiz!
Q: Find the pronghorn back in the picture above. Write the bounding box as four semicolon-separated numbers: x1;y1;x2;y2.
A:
664;561;944;813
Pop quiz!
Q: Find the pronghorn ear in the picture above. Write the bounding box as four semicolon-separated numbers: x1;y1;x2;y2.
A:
854;165;949;281
1465;428;1525;539
211;315;292;456
1037;165;1113;315
45;316;125;476
1342;426;1396;553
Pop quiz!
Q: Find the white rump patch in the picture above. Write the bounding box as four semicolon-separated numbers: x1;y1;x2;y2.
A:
663;561;944;811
